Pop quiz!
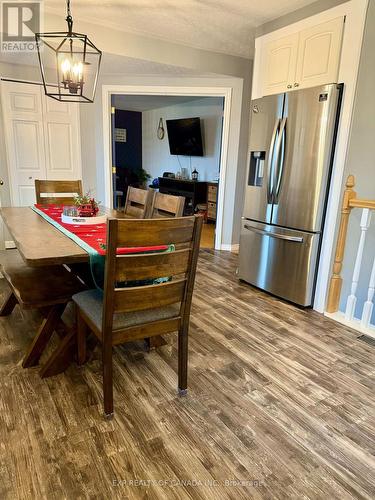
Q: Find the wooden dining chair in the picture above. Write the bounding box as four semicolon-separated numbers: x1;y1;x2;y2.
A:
148;192;185;218
35;179;83;205
0;249;85;377
73;215;203;417
123;186;154;218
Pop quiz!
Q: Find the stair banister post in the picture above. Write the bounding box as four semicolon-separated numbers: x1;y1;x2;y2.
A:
326;175;356;313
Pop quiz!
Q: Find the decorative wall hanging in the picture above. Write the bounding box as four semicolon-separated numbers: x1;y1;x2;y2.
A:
157;118;165;140
35;0;102;103
114;128;127;143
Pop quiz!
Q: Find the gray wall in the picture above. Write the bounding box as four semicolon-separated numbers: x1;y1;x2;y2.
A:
338;0;375;322
141;97;223;182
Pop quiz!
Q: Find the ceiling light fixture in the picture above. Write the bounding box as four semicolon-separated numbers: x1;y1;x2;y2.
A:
35;0;102;103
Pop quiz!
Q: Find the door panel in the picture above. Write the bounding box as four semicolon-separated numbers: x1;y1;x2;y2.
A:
238;219;320;306
18;185;37;206
42;96;81;180
243;94;284;224
46;122;73;171
296;17;344;89
271;84;341;232
2;82;46;206
261;33;299;96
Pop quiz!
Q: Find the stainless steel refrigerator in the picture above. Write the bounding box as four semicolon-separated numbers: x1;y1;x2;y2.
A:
239;84;342;306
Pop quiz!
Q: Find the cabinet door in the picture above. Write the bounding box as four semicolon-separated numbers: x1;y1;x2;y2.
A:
261;33;299;96
295;17;344;89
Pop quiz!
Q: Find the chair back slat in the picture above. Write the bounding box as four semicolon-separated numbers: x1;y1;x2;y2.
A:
114;279;186;313
115;217;195;247
102;216;202;332
35;180;83;205
124;187;153;219
150;192;185;218
115;248;190;282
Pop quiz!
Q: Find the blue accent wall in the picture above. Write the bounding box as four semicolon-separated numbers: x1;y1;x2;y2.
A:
114;109;142;173
113;109;143;205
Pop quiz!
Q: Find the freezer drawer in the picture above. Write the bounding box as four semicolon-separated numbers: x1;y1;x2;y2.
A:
238;220;320;306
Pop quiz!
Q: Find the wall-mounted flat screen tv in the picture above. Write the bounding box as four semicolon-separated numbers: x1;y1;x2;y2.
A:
166;117;204;156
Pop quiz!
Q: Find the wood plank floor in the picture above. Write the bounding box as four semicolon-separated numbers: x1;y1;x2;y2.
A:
0;250;375;499
200;223;215;249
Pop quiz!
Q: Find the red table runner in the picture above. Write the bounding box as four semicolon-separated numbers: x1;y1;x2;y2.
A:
34;204;168;255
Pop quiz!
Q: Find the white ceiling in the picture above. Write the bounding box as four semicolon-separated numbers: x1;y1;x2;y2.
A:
113;94;216;112
45;0;316;59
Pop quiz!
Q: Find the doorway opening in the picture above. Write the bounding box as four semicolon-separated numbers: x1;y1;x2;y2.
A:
102;85;232;250
110;94;224;249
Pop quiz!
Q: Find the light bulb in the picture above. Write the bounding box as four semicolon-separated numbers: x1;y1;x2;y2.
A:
72;61;83;81
61;58;71;75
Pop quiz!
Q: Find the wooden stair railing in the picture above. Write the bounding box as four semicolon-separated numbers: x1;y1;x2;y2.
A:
326;175;375;321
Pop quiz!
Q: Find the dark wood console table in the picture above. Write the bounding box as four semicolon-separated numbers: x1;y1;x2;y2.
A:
158;177;209;215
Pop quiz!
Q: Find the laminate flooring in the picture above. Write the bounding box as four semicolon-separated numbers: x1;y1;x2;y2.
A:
0;250;374;499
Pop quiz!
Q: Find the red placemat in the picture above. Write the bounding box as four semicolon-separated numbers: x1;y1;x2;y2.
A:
34;204;168;255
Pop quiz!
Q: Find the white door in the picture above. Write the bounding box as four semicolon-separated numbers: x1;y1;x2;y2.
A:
1;81;81;206
1;82;46;206
42;96;81;180
295;17;344;90
261;33;299;96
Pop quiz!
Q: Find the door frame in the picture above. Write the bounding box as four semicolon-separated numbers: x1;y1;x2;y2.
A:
102;84;232;250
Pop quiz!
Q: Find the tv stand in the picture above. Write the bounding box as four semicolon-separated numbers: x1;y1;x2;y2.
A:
158;177;208;215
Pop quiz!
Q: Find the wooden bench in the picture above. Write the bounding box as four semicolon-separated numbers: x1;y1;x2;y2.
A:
0;250;85;377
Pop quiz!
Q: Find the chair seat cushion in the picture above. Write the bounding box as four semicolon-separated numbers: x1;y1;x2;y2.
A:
73;288;180;331
0;250;85;308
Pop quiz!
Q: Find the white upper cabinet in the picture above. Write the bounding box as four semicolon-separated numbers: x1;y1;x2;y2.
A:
295;17;344;89
256;16;344;97
262;33;299;95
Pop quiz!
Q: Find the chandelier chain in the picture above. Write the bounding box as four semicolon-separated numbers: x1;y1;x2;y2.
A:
66;0;73;35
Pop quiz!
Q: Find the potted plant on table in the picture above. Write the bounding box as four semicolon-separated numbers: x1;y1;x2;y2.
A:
74;191;100;217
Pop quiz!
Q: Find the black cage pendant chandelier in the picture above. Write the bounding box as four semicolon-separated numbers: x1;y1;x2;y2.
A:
35;0;102;103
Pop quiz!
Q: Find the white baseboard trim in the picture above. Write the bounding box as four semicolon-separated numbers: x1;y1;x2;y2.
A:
5;240;16;249
220;243;239;253
324;311;375;340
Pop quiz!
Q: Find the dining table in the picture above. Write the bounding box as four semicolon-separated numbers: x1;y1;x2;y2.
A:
0;206;165;377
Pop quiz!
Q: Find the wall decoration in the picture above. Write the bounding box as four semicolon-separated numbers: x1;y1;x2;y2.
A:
115;128;127;143
157;118;165;140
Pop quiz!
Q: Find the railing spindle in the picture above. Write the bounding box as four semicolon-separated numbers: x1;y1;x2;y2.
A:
361;256;375;328
345;209;372;320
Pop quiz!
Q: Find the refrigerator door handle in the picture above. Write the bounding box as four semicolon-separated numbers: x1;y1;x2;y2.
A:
244;224;304;243
267;118;280;203
274;117;287;202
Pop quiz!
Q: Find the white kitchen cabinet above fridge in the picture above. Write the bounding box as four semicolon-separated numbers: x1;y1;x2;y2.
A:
255;16;345;98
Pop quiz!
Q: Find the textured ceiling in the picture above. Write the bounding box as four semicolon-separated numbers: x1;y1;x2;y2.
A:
45;0;316;58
